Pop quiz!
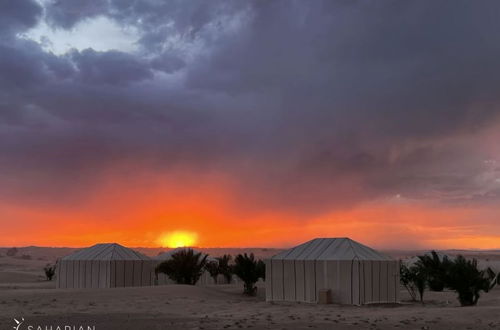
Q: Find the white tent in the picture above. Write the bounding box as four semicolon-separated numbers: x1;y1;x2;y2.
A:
154;247;226;285
265;238;400;305
56;243;155;289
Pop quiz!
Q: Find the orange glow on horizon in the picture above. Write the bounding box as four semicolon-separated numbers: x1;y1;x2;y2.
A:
1;166;500;250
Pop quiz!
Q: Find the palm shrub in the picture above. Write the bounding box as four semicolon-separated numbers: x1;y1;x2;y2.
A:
400;262;427;302
205;260;220;283
155;249;208;285
233;253;263;295
216;254;233;284
417;251;450;291
44;264;56;281
445;255;496;306
256;259;266;281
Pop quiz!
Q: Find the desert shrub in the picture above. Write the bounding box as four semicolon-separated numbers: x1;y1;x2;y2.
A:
417;251;451;291
44;264;56;281
445;256;496;306
6;247;18;257
155;249;208;285
256;259;266;281
216;254;233;284
400;262;427;302
204;260;220;283
233;253;263;296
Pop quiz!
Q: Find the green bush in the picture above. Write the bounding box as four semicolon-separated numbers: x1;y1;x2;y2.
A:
216;254;233;284
417;251;450;292
44;264;56;281
445;256;496;306
233;253;263;296
400;263;426;302
205;260;219;283
155;249;208;285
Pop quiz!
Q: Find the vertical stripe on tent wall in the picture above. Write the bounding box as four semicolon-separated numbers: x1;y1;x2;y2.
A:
325;260;338;303
372;261;380;302
271;259;284;300
380;261;389;302
66;260;73;288
115;260;125;287
359;260;365;305
363;260;372;303
351;260;360;305
387;261;396;302
295;260;305;302
304;260;316;303
91;260;100;288
338;260;351;304
85;261;92;288
283;260;296;301
99;261;108;288
265;260;273;301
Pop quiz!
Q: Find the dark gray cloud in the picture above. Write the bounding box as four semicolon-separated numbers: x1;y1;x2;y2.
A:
1;0;500;213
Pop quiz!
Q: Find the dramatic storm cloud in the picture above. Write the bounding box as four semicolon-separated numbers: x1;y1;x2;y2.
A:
1;0;500;248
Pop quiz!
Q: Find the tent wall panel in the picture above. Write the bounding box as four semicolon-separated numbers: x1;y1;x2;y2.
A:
124;261;134;287
295;260;305;302
142;261;153;286
372;261;380;302
363;261;372;303
352;260;360;305
91;260;100;288
338;260;351;304
271;259;284;300
358;261;365;304
394;260;400;302
325;260;339;303
380;261;388;302
58;261;67;289
387;261;396;302
133;261;142;286
304;260;316;303
67;260;74;288
265;260;273;301
115;260;125;287
283;260;296;301
85;260;93;288
110;261;116;287
98;261;108;288
78;261;86;289
314;260;326;299
73;261;80;289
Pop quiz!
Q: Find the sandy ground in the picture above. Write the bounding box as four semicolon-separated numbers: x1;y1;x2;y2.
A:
1;251;500;330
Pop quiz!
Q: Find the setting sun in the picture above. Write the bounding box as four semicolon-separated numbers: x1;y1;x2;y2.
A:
157;231;198;248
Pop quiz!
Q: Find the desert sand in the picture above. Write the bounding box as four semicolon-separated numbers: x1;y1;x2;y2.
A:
1;248;500;330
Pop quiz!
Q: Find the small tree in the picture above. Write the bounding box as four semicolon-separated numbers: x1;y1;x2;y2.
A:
256;259;266;281
446;256;496;306
417;251;450;291
400;262;427;302
233;253;262;296
44;264;56;281
205;260;220;283
156;249;208;285
216;254;233;284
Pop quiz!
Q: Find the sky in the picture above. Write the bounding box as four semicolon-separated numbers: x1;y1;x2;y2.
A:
1;0;500;249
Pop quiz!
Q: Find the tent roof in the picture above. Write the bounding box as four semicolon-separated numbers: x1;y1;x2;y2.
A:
271;238;392;261
61;243;151;261
154;247;216;262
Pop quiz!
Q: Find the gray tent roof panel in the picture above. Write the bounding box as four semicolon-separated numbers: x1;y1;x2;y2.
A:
62;243;151;261
271;238;392;261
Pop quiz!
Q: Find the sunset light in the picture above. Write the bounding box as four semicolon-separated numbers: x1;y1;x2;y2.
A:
157;231;198;248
